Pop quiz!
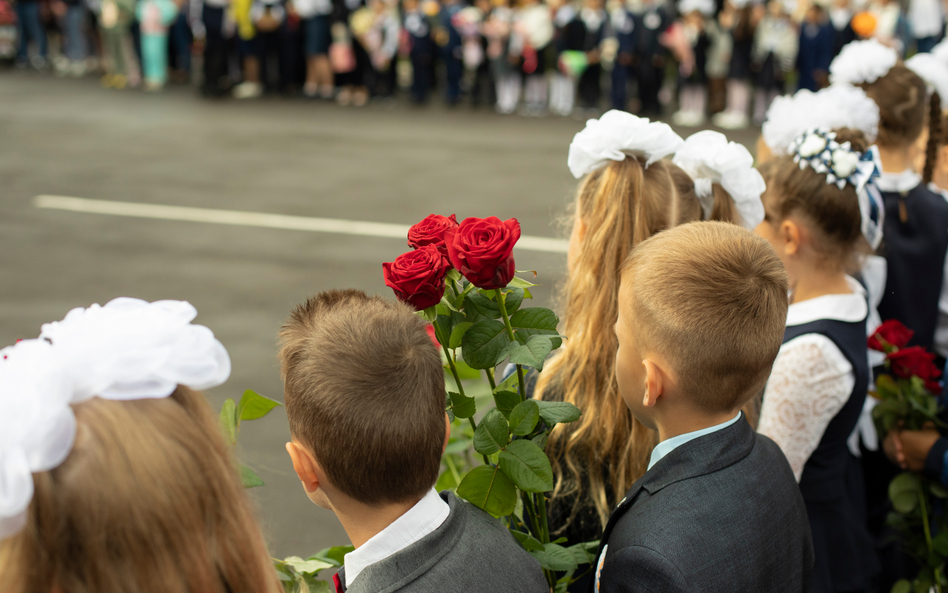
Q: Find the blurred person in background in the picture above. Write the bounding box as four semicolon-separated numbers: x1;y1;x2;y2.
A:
610;0;636;112
402;0;436;104
631;0;671;116
713;0;758;129
362;0;399;99
671;0;718;127
194;0;234;96
796;2;834;91
908;0;944;53
750;0;797;124
14;0;49;68
510;0;552;115
95;0;135;87
436;0;464;105
168;0;192;82
484;0;518;113
548;0;576;117
290;0;333;97
137;0;181;89
52;0;89;75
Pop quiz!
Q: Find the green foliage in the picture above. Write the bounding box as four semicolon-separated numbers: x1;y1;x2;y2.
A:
218;390;282;488
275;545;354;593
456;465;518;517
473;409;510;455
498;440;554;493
509;400;540;436
240;465;266;489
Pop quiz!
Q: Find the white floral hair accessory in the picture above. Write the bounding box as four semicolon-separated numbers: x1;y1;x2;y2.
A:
671;131;766;229
567;110;684;179
905;52;948;101
789;128;885;249
762;84;880;155
0;298;231;540
829;39;898;85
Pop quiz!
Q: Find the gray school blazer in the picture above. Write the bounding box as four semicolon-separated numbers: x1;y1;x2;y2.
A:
337;491;549;593
591;418;815;593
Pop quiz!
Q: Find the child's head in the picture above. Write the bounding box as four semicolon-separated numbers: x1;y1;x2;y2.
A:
2;387;280;593
279;289;447;508
756;128;873;278
861;65;928;150
583;0;603;10
616;222;788;428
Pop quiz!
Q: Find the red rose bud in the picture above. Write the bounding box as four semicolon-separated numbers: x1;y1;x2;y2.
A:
383;245;449;311
887;346;941;381
425;324;441;349
444;217;521;290
408;214;459;258
868;320;914;352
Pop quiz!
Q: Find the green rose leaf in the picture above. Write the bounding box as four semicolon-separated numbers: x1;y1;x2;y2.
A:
446;407;456;423
507;275;537;289
530;543;578;572
532;431;549;450
537;401;582;426
461;319;511;370
889;472;922;514
283;556;335;575
498;439;554;492
931;482;948;499
466;289;525;320
473;409;511;455
566;540;600;566
510;308;562;349
510;529;545;551
219;398;237;445
449;322;473;349
311;546;354;567
890;580;912;593
451;358;483;380
456;465;518;518
507;335;555;371
237;389;282;422
933;531;948;556
493;390;521;418
448;391;476;419
508;400;540;436
240;465;265;488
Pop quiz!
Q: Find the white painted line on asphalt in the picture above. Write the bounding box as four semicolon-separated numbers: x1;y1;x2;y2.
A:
33;195;570;254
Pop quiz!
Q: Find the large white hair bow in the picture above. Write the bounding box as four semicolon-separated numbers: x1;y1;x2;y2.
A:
933;38;948;66
672;131;766;229
829;39;897;86
905;52;948;101
567;110;684;179
0;298;231;541
762;84;880;156
40;297;231;403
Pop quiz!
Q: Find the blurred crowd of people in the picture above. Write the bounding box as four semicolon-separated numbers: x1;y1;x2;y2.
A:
1;0;946;124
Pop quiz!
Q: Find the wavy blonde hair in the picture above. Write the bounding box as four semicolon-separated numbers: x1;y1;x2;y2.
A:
536;155;749;533
0;386;281;593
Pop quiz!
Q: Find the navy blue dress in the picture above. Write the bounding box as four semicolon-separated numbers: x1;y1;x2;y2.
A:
783;317;879;593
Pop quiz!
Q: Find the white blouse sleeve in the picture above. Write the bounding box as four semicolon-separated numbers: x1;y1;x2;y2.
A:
758;334;855;482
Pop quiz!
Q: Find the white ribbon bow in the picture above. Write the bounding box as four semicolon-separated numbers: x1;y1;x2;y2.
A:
567;110;684;179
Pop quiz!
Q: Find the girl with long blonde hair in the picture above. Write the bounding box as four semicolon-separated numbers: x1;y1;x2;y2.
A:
0;298;282;593
534;112;766;580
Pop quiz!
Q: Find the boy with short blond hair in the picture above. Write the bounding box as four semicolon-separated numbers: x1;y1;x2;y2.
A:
279;289;547;593
594;221;813;593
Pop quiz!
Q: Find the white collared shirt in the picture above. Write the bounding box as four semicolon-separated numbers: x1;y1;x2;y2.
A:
647;412;743;471
758;277;867;481
343;489;450;587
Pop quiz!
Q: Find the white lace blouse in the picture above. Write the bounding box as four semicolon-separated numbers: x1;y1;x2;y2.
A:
758;278;869;482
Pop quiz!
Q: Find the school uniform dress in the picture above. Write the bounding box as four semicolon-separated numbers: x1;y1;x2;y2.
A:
610;5;637;111
590;415;813;592
876;170;948;357
631;2;669;115
332;489;548;593
759;278;880;593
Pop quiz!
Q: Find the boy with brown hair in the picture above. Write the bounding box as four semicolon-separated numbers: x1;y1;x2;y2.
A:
279;289;547;593
593;221;814;593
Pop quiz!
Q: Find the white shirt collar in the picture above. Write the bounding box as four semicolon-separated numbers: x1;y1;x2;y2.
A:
647;412;743;471
876;169;922;193
343;489;450;587
787;276;868;326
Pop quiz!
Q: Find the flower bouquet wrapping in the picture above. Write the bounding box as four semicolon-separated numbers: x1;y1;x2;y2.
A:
383;214;596;591
870;321;948;593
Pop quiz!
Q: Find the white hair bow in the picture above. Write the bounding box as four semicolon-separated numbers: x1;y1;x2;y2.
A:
0;298;231;541
567;110;684;179
829;39;898;86
672;131;766;230
905;52;948;102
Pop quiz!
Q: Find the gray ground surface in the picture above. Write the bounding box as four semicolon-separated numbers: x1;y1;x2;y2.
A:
0;70;758;558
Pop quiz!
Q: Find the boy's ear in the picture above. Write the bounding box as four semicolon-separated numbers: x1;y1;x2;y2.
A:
443;412;451;455
641;359;666;409
286;441;321;493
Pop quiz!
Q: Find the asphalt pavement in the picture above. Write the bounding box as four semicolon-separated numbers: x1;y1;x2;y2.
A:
0;69;759;558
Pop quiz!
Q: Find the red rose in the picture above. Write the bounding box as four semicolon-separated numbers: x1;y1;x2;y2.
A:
425;324;441;349
444;217;521;290
926;379;943;395
408;214;459;258
868;320;915;352
888;346;942;381
383;245;448;311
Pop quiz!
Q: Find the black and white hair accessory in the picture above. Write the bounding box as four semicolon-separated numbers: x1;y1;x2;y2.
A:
788;128;885;250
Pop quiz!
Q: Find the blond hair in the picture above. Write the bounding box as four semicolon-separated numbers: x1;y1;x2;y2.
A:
0;387;281;593
278;289;445;505
623;221;789;412
535;155;747;532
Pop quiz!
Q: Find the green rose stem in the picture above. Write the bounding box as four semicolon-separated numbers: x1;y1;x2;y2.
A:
920;488;939;593
496;290;526;402
445;453;462;487
444;348;490;465
486;367;497;391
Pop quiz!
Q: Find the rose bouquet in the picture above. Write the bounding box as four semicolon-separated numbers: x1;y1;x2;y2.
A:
384;214;595;591
869;321;948;593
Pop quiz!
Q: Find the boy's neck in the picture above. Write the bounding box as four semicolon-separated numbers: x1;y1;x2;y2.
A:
654;407;740;443
332;496;422;549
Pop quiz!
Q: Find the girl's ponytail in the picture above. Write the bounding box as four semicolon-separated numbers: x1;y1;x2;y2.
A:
924;91;942;185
